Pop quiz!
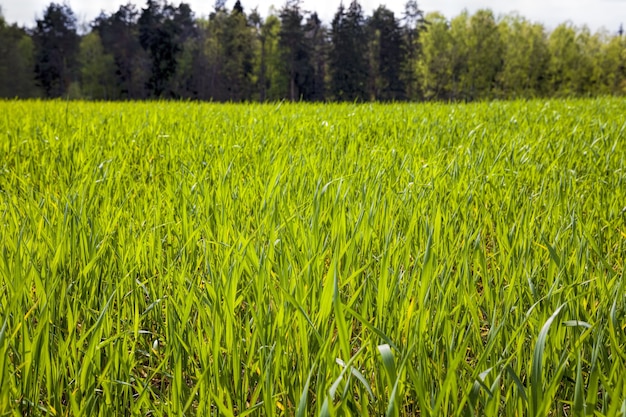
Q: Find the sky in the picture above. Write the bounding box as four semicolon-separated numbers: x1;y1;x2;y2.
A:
1;0;625;33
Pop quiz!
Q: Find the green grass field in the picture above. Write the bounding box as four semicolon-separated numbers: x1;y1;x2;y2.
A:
1;99;625;416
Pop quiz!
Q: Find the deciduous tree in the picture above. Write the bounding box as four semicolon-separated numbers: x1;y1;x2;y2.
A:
0;13;39;97
418;12;453;100
78;32;116;99
465;9;502;99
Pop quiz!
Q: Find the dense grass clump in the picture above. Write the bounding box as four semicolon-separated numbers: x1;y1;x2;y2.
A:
0;99;625;416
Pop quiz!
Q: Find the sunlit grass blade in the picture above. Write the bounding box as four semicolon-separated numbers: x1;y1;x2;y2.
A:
530;303;566;417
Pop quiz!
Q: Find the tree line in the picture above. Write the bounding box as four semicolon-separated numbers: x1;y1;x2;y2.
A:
0;1;625;101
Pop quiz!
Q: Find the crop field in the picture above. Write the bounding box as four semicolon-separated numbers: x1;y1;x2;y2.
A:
0;99;625;416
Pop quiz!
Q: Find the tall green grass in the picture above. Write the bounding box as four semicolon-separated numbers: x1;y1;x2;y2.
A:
0;99;625;416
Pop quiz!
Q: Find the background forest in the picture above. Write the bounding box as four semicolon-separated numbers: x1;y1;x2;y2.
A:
0;0;625;101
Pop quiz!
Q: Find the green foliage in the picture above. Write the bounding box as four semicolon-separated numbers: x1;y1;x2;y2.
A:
448;11;471;100
0;20;40;98
1;99;625;415
465;10;502;100
547;23;581;96
7;1;626;101
78;32;116;100
419;11;626;101
418;12;454;100
260;13;289;101
201;3;256;101
496;14;549;98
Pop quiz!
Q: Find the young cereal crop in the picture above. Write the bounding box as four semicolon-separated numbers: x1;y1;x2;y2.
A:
0;99;625;416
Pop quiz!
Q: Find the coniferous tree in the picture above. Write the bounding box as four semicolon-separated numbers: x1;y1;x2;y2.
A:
202;7;229;100
279;0;314;100
368;6;406;100
401;0;425;99
93;4;150;99
248;8;266;101
138;0;196;97
169;24;201;98
33;3;80;97
222;1;255;100
200;0;253;101
330;0;368;101
3;1;626;102
183;17;211;100
198;2;255;101
304;13;328;101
